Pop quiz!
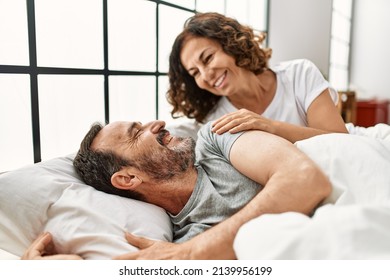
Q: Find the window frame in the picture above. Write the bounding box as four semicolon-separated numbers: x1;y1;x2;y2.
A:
0;0;269;166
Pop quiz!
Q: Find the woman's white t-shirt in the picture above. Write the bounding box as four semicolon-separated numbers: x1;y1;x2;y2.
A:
205;59;338;126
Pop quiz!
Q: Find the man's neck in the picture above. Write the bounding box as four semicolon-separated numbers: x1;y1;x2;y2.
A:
142;167;198;215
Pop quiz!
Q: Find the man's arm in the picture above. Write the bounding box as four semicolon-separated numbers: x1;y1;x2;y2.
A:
114;130;331;259
229;130;330;215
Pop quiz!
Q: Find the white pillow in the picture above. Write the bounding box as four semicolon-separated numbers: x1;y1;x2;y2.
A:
0;154;172;259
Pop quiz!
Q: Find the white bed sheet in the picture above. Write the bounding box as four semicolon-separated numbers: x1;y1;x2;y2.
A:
234;124;390;259
0;248;19;260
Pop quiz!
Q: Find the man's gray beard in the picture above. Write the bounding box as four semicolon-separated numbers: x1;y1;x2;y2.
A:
133;137;196;181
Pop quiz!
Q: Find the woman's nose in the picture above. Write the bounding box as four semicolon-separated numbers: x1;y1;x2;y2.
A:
201;67;215;85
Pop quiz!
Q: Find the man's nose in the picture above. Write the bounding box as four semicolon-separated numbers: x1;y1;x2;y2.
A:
146;120;166;134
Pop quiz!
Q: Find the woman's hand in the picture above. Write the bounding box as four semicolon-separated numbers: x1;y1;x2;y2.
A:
212;109;275;135
21;232;82;260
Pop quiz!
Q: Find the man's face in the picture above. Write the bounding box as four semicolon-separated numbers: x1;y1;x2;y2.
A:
91;120;196;181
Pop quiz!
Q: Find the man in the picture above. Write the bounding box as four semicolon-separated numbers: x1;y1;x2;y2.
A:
23;120;331;260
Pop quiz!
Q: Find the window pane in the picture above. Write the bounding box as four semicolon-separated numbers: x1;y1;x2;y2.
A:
226;0;268;31
198;0;267;31
333;0;353;19
0;0;29;66
226;0;247;24
196;0;225;13
330;40;350;67
0;74;33;171
158;76;173;121
248;0;268;31
159;5;194;72
163;0;195;10
330;0;352;91
35;0;103;69
108;0;156;71
329;67;348;91
159;76;191;128
38;75;105;160
109;76;156;123
331;13;351;43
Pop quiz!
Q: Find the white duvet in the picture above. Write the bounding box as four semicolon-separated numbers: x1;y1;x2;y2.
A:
234;124;390;259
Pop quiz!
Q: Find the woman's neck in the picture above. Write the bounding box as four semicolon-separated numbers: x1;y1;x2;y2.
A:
228;69;276;114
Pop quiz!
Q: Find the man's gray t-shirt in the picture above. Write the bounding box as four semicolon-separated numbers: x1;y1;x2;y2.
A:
170;122;263;243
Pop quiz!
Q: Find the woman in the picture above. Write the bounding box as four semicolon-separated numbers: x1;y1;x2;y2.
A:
167;12;348;142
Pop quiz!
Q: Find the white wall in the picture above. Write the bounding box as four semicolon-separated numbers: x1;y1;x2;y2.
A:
268;0;333;77
268;0;390;102
349;0;390;100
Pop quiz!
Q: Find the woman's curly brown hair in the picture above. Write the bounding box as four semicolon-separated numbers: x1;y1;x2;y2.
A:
167;12;272;123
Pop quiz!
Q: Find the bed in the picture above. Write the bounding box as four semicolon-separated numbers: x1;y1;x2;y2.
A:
1;123;390;260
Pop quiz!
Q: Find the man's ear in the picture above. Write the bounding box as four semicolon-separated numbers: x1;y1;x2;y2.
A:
111;167;143;190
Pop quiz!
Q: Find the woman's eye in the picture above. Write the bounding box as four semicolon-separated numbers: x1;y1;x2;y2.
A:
204;54;213;63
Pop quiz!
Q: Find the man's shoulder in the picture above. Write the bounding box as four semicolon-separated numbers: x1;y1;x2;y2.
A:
195;121;216;153
196;121;244;162
197;121;213;140
197;121;244;146
196;121;230;148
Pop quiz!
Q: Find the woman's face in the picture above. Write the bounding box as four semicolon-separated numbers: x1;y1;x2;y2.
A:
180;36;250;97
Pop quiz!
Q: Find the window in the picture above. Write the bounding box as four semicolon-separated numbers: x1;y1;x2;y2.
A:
0;0;268;172
329;0;353;91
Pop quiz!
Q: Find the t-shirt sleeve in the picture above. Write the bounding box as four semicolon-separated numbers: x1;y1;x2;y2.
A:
296;59;338;111
195;122;243;164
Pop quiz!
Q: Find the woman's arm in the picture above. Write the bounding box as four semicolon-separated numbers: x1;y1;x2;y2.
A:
212;90;348;143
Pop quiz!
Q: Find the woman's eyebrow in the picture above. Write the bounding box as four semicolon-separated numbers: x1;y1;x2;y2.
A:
198;48;209;61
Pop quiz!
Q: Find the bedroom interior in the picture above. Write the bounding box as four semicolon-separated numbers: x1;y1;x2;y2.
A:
1;0;390;261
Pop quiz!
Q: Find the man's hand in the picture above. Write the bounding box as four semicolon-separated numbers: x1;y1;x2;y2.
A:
113;233;192;260
21;232;82;260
